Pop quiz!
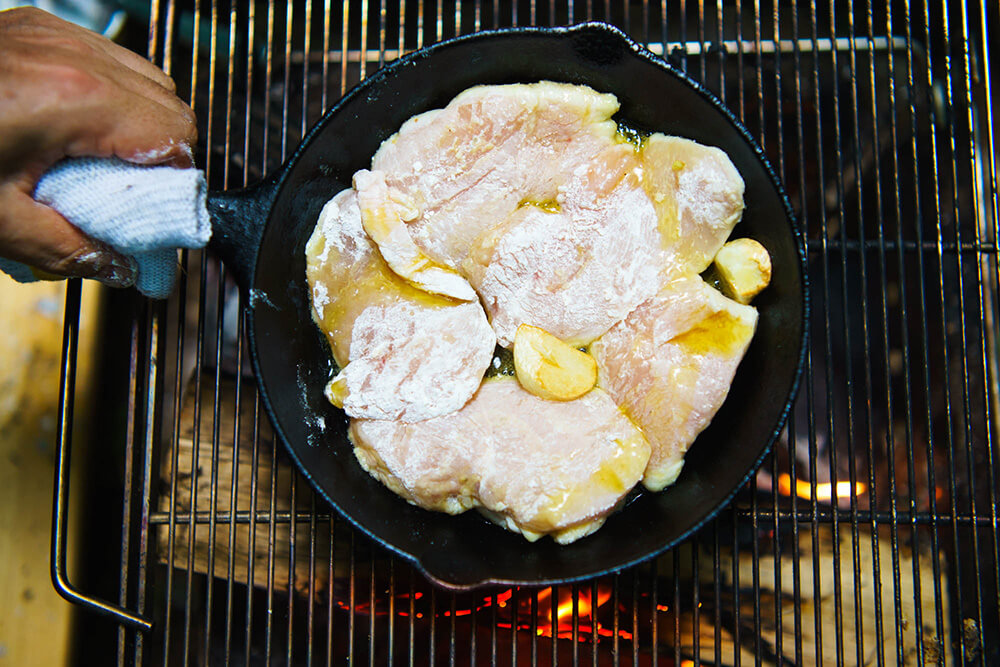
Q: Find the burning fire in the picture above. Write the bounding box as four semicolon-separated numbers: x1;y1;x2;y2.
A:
532;586;622;639
777;473;866;501
337;583;640;644
479;585;635;642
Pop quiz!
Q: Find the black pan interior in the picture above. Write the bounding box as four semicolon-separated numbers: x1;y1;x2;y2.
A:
245;23;806;589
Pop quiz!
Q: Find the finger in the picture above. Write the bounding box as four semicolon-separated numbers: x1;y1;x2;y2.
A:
83;31;179;94
99;68;198;166
69;38;196;134
0;184;137;287
12;6;178;94
57;68;198;167
2;8;195;162
90;56;198;166
68;96;198;168
0;8;198;169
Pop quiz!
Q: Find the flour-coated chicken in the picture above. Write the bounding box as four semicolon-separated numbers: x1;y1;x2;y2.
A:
591;274;757;491
370;82;621;268
305;189;495;422
350;377;651;543
462;143;663;347
306;81;763;542
642;135;746;274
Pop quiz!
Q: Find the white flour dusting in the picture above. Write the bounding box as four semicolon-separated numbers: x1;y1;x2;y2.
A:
314;189;370;264
296;363;323;448
468;148;662;347
677;159;742;231
335;299;495;422
311;282;329;319
249;288;278;310
127;138;193;164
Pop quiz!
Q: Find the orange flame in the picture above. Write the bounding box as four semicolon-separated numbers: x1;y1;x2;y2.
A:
777;473;866;501
351;585;638;644
529;586;631;641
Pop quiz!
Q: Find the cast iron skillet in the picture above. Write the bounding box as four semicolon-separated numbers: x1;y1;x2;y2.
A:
206;22;807;590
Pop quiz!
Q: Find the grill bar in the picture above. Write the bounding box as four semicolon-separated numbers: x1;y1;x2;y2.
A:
142;508;1000;526
978;0;1000;638
912;0;950;661
957;0;993;658
770;2;790;662
965;0;1000;653
787;3;808;664
117;310;141;663
936;0;973;662
892;2;930;652
804;7;829;665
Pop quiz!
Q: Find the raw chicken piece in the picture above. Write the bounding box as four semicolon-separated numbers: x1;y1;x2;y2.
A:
463;144;663;347
590;274;757;491
350;377;652;543
305;81;761;544
642;135;746;274
353;169;477;301
305;188;495;422
370;82;621;267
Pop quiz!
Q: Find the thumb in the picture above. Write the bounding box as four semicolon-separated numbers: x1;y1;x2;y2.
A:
0;186;137;287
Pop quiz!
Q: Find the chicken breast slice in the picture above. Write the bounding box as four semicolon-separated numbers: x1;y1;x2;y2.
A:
463;144;664;347
353;169;477;301
305;188;495;422
642;135;746;274
350;377;652;543
590;274;757;491
370;82;621;267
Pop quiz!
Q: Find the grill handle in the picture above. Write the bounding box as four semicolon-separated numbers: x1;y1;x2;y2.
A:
51;280;153;632
206;174;281;289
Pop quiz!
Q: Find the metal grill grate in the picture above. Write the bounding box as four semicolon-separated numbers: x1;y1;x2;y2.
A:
51;0;999;664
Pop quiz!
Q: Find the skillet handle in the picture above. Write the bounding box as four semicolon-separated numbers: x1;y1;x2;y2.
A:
206;174;281;289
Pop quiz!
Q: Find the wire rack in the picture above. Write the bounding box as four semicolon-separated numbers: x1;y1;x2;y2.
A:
51;0;999;664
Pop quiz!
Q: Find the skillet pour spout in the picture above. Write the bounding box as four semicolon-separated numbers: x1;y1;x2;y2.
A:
204;21;808;590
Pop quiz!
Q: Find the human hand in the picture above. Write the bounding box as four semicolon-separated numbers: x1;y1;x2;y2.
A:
0;7;197;286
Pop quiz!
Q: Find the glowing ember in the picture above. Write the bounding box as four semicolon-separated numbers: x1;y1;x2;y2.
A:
333;584;638;644
495;589;514;607
478;585;635;642
533;586;633;641
777;473;866;501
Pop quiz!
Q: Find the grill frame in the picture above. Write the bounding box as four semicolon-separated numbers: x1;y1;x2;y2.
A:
51;0;999;664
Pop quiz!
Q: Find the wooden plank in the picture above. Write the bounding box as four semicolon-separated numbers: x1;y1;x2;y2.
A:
156;374;346;597
0;277;101;667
